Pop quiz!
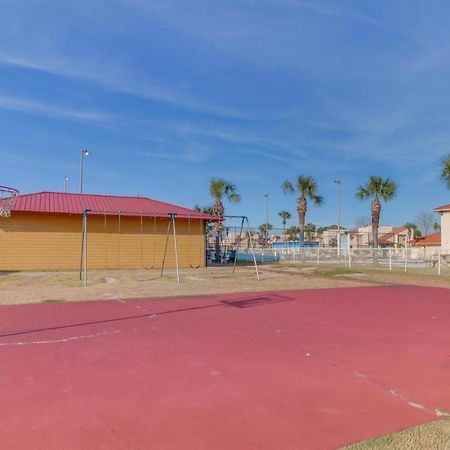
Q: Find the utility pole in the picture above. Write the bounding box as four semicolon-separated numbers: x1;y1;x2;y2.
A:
334;179;341;256
265;193;269;247
80;149;90;194
64;176;69;193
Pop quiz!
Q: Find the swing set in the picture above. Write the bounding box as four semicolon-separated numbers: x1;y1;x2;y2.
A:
80;210;259;286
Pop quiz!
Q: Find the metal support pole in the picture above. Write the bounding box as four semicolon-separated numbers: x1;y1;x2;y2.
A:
160;216;172;278
438;251;441;275
233;217;245;275
83;211;88;287
265;193;269;248
172;214;180;283
317;246;320;265
79;213;85;281
347;233;351;268
389;248;392;271
334;179;341;257
80;151;84;194
80;149;90;194
245;217;260;280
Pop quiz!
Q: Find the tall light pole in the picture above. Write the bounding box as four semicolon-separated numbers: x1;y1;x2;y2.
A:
64;176;69;193
80;149;90;194
334;179;341;255
265;193;269;247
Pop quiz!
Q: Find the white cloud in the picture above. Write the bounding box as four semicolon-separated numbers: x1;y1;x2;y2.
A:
0;93;115;123
0;53;257;120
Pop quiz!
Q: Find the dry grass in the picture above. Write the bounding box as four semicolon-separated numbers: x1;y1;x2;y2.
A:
0;264;367;305
0;262;449;306
343;417;450;450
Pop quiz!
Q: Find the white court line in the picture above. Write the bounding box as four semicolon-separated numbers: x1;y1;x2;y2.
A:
0;329;123;347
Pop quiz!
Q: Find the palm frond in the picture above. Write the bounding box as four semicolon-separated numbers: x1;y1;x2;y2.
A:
282;180;294;194
209;178;226;200
380;178;397;201
209;178;240;203
357;176;397;201
278;210;291;219
356;185;370;199
297;175;319;198
312;195;324;206
439;154;450;189
229;193;241;203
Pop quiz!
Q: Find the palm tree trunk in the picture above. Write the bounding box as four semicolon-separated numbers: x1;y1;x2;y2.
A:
297;196;307;242
371;197;381;248
213;199;225;257
371;197;381;264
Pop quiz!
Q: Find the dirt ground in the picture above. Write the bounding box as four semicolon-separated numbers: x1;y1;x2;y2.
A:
1;263;449;305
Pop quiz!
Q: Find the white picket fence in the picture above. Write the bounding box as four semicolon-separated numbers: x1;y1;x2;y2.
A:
238;245;450;274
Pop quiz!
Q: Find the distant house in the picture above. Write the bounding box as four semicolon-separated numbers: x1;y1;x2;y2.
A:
348;225;411;248
433;203;450;248
410;233;441;247
320;228;348;247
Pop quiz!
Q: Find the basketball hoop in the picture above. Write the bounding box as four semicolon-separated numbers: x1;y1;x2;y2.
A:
0;186;19;218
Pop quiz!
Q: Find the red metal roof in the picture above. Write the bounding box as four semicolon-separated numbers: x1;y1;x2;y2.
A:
12;192;215;220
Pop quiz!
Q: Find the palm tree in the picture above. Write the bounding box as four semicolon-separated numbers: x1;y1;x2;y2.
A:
356;176;397;248
194;205;214;215
404;222;421;239
304;223;316;241
286;225;300;241
278;210;291;242
282;176;323;242
258;223;273;245
209;178;240;254
439;154;450;189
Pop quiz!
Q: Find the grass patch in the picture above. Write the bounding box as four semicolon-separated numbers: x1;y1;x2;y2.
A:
42;298;66;303
274;263;315;269
342;418;450;449
319;268;362;276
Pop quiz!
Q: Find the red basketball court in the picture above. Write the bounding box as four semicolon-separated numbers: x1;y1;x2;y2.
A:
1;285;449;449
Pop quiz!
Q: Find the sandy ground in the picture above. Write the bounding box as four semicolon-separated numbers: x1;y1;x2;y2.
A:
0;263;449;305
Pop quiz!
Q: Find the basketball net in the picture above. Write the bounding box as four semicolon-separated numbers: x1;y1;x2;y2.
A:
0;186;19;218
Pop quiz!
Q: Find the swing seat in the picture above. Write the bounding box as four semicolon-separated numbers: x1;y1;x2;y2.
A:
225;250;237;263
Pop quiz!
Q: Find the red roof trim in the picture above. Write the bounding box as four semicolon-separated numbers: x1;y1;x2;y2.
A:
409;233;441;246
12;192;217;220
433;203;450;212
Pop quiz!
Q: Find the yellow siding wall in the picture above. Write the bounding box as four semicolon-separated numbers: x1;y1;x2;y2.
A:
0;213;206;270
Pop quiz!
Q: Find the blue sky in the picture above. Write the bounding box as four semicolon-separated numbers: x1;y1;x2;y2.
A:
1;0;449;230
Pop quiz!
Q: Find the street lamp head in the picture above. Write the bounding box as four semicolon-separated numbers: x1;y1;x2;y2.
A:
334;179;341;184
64;176;69;181
82;149;89;156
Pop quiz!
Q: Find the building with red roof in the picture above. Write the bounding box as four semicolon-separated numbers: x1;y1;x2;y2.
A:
0;191;215;271
433;202;450;249
409;233;441;247
349;225;411;248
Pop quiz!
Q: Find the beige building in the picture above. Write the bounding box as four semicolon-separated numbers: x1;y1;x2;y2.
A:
433;203;450;249
349;225;411;248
